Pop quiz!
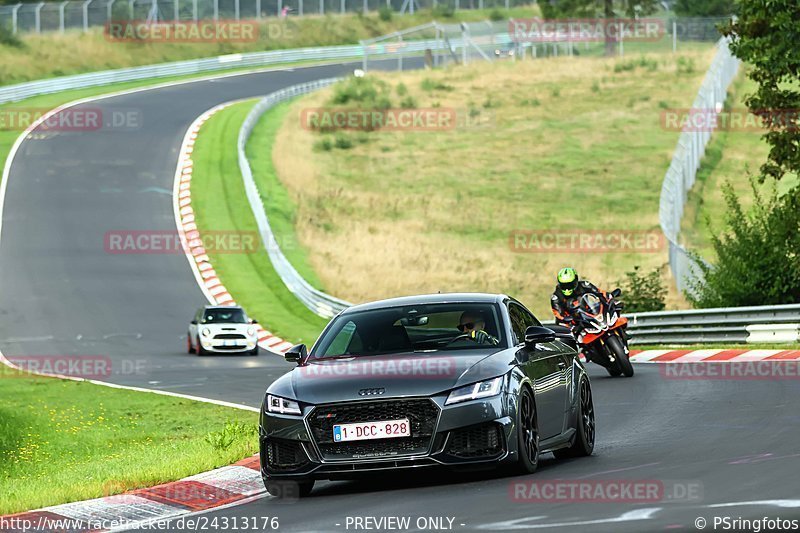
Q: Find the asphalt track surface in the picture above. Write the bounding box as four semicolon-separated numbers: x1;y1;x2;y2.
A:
2;60;800;532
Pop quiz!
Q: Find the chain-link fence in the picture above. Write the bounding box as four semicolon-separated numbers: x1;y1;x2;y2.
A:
0;0;532;34
659;36;740;295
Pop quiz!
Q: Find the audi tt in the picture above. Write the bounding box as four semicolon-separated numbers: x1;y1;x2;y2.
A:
258;293;595;496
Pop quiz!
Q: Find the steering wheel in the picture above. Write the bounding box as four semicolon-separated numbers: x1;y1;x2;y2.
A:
445;333;471;345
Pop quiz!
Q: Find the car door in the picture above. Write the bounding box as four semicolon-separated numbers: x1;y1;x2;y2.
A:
508;302;568;439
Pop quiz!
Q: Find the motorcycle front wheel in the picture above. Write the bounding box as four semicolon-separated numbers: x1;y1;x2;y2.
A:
607;334;634;377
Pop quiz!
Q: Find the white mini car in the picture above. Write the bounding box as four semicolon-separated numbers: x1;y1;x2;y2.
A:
187;305;259;355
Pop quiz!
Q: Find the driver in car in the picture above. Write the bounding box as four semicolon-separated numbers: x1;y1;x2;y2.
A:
458;312;499;346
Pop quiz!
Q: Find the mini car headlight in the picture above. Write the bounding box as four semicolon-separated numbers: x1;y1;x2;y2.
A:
247;327;256;337
445;376;503;405
266;395;302;415
201;327;211;337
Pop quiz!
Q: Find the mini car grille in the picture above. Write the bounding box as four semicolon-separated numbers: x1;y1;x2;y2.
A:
214;333;246;340
308;399;439;461
265;439;310;471
445;423;504;459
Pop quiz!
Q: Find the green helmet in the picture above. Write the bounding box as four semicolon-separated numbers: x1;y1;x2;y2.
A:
557;267;579;296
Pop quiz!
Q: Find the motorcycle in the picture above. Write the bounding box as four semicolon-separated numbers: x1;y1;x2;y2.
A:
564;289;633;377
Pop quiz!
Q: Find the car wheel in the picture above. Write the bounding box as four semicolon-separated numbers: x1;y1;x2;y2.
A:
196;336;207;356
553;376;595;459
515;386;539;474
250;344;259;356
607;335;634;377
187;334;195;354
265;479;314;498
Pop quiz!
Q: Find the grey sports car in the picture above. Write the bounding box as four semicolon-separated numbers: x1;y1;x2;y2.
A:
259;293;595;497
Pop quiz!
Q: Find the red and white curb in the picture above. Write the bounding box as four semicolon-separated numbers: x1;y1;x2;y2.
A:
630;348;800;362
0;456;264;533
172;103;293;355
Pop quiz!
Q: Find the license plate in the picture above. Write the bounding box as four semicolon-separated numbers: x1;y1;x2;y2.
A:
333;418;411;442
223;340;242;347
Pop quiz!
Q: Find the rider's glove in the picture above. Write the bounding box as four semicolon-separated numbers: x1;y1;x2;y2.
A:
470;330;498;345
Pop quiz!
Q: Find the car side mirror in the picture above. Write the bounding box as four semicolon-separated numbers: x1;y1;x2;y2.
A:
611;288;622;298
524;326;556;347
285;344;308;363
250;319;258;324
190;320;197;325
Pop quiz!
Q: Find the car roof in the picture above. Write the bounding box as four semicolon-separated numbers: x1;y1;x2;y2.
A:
342;293;507;314
202;305;244;311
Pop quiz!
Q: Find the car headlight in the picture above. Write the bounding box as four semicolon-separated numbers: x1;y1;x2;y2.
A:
266;395;302;415
201;327;211;337
247;327;256;337
445;377;503;405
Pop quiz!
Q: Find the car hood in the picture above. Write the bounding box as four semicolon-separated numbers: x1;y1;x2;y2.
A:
268;349;516;404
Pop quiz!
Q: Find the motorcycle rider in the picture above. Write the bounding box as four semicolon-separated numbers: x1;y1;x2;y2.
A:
550;267;611;360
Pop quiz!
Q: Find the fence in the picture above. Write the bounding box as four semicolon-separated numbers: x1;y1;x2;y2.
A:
658;36;740;294
0;0;527;35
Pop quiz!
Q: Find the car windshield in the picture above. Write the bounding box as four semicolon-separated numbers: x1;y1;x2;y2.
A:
202;308;247;324
312;303;506;358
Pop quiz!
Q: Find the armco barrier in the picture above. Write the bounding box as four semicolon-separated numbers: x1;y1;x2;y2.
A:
626;304;800;345
237;79;352;319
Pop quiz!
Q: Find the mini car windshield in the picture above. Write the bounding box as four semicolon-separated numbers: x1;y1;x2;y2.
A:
313;303;507;358
202;308;247;324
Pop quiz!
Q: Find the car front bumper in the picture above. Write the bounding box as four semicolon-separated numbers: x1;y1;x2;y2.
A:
258;393;519;482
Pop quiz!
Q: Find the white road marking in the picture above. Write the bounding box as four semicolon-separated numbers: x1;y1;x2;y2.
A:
476;508;663;530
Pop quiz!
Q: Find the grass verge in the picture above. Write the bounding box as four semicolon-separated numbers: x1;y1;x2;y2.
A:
0;366;256;515
272;49;716;318
189;100;328;345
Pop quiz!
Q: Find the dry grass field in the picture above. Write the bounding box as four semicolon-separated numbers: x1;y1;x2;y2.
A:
270;49;715;317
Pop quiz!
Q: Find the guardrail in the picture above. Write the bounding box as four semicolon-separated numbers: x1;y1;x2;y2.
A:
626;304;800;345
238;78;353;319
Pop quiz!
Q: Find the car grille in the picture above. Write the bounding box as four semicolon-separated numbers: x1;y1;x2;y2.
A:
308;399;439;461
214;333;246;340
264;438;310;472
445;423;504;459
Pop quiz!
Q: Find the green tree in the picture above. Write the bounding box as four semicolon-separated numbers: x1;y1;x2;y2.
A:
540;0;659;55
720;0;800;183
686;181;800;307
674;0;735;17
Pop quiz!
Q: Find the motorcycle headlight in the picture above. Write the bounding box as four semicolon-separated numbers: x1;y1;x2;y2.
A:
201;327;211;337
445;377;503;406
266;395;302;415
247;327;256;337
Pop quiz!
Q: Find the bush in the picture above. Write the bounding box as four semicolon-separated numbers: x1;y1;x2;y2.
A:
378;5;393;21
489;8;505;21
617;266;667;313
686;181;800;307
431;4;454;18
420;78;453;92
0;24;23;48
313;138;333;151
330;76;392;108
334;134;353;149
676;56;695;74
399;95;417;109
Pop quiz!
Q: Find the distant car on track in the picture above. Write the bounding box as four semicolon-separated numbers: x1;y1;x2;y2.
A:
259;293;595;497
187;305;259;355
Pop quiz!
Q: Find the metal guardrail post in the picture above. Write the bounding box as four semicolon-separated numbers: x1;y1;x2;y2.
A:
59;1;68;33
11;3;21;34
82;0;92;32
35;2;45;33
